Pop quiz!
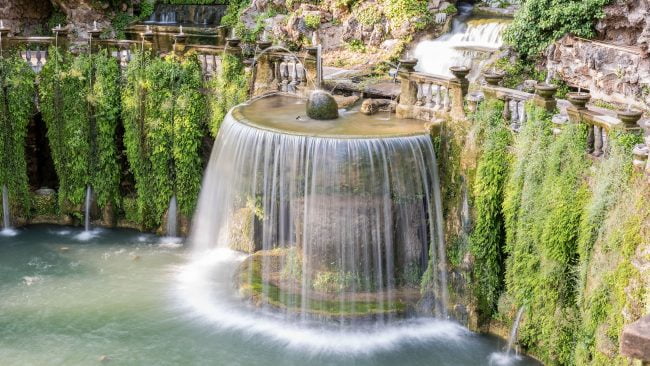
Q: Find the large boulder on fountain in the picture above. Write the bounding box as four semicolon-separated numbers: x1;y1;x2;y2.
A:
306;90;339;120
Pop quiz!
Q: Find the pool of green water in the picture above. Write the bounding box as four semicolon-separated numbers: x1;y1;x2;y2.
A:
0;226;540;366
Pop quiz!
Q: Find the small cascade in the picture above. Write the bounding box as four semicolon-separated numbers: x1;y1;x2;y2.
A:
147;4;227;25
506;306;526;355
84;185;92;232
2;185;12;233
412;3;509;78
166;195;178;238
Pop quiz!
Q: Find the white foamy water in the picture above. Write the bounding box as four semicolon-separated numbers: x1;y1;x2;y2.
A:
174;248;466;355
413;4;508;78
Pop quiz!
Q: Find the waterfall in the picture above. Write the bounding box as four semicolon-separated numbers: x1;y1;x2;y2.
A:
189;111;448;323
147;4;227;25
412;3;508;78
84;185;92;232
506;306;525;355
166;195;178;237
2;185;10;231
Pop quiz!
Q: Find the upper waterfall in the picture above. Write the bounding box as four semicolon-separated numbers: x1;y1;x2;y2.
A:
412;4;509;78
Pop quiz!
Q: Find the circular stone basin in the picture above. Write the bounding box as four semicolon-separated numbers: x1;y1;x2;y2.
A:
617;110;643;127
535;83;558;99
567;92;591;109
235;94;429;138
483;72;504;86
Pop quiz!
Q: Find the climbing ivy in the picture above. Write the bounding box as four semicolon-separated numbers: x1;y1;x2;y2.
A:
39;47;121;216
0;53;35;219
207;53;248;136
468;99;511;320
122;52;206;229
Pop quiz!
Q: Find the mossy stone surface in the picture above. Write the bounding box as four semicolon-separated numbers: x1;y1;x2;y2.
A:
306;90;339;120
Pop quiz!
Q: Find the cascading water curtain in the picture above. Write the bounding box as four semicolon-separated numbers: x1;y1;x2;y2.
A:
191;114;448;323
0;52;35;224
122;52;206;230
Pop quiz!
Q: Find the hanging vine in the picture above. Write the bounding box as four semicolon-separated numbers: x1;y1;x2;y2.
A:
39;47;121;215
207;53;248;136
0;52;35;219
122;52;206;229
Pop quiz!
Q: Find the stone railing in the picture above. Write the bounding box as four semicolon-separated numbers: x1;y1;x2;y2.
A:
396;60;468;122
250;42;317;98
0;26;321;89
482;85;535;130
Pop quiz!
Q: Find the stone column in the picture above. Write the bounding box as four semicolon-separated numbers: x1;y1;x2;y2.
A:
449;66;469;120
173;31;188;56
396;59;418;120
0;24;9;55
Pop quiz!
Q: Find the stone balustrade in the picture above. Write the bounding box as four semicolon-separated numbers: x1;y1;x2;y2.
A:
396;63;468;122
482;85;535;131
250;47;316;98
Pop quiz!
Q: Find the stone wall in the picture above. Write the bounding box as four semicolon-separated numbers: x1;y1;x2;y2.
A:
0;0;53;35
546;35;650;109
546;0;650;109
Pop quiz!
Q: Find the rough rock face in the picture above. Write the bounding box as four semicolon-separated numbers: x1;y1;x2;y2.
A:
0;0;53;35
546;35;650;109
596;0;650;55
49;0;112;39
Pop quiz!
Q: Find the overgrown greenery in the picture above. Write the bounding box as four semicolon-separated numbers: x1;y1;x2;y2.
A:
468;99;511;319
207;53;248;136
0;53;35;219
122;51;206;229
503;0;611;58
40;48;121;217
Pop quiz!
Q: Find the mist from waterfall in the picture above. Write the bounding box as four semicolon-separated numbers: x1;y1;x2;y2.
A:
412;3;508;78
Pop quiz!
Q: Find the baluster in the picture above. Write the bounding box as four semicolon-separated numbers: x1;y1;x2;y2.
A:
518;101;526;124
433;84;441;110
297;63;306;84
601;129;609;157
423;82;433;108
593;125;603;157
586;124;595;154
502;97;511;122
416;82;425;106
289;60;298;93
280;58;289;92
444;86;451;112
509;100;519;124
36;47;43;73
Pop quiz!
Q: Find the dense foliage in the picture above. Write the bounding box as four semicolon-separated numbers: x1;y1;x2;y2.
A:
0;54;35;218
122;52;206;229
468;100;511;319
207;53;248;136
504;0;610;58
39;48;121;216
459;100;648;365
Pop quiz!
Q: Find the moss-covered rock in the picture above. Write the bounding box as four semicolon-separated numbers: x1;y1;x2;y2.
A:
306;90;339;120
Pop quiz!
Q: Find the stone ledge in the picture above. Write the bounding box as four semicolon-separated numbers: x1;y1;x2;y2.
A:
621;315;650;361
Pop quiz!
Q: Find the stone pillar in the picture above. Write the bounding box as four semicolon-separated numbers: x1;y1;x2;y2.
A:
88;27;102;53
142;28;155;52
449;66;469;120
51;26;69;51
225;37;242;58
395;59;418;120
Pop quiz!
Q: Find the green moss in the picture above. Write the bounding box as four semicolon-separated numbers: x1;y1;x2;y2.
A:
353;3;383;26
31;193;58;218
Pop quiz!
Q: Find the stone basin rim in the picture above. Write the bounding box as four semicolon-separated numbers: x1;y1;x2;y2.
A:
232;93;430;140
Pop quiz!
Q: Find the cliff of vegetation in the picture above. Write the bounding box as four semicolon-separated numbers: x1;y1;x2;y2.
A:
439;98;649;365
